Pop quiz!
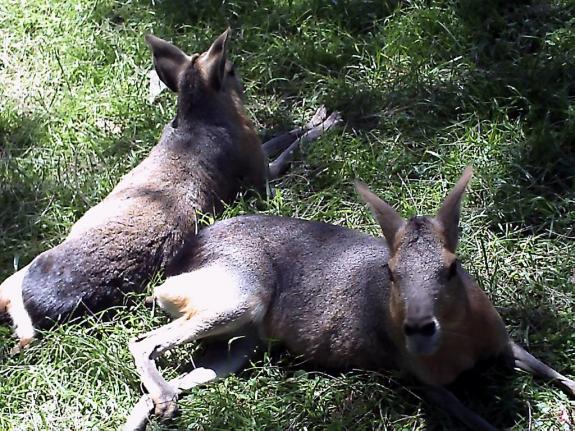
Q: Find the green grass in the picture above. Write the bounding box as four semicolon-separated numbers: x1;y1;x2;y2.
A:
1;0;574;429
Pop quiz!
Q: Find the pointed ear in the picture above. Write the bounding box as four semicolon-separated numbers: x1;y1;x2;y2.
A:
435;166;473;252
202;28;231;90
355;181;405;246
145;34;191;93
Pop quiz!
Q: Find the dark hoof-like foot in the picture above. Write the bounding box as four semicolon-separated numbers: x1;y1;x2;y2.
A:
10;338;32;356
144;295;155;306
562;378;575;397
153;388;179;420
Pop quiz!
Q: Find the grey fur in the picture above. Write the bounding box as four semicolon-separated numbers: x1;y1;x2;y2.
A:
0;30;338;345
21;121;255;327
172;215;398;370
127;168;575;430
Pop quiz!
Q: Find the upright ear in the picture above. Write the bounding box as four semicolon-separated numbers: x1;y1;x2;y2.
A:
435;166;473;252
355;181;405;246
202;28;231;90
145;34;191;93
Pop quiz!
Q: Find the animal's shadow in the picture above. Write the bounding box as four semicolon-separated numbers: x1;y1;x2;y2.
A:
0;111;54;271
154;321;570;430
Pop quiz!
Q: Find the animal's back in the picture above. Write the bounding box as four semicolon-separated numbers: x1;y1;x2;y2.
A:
22;124;248;327
70;124;243;236
174;215;398;370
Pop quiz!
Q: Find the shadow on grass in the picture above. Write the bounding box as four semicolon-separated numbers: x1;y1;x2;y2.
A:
149;318;574;431
103;0;400;131
2;2;572;426
0;110;53;274
168;353;518;430
453;0;575;235
441;302;575;429
102;2;575;428
130;0;397;35
502;303;575;375
100;0;573;223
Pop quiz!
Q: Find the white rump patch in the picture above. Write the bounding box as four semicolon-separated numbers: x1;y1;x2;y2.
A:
154;264;266;324
0;265;36;342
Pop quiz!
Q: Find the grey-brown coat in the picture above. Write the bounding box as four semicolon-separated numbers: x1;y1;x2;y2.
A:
0;29;338;351
126;167;575;431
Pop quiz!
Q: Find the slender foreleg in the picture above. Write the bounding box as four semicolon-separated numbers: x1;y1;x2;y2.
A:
507;340;575;396
124;333;261;431
422;385;497;431
128;266;262;419
128;306;252;419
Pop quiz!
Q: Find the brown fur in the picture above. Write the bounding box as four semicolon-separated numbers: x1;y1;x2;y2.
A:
0;297;8;314
126;168;575;430
0;29;269;340
394;273;509;385
384;218;509;385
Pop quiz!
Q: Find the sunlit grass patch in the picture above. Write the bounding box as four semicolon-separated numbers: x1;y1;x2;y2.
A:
1;0;574;430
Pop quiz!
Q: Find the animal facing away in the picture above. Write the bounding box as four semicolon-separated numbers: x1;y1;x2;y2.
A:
126;167;575;431
0;29;337;352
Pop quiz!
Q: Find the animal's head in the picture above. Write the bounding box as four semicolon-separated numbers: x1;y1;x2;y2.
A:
356;167;473;358
145;29;248;127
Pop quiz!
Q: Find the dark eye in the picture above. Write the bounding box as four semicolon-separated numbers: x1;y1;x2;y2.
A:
447;260;458;279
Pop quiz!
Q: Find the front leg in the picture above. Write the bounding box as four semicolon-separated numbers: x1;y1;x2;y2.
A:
125;334;261;431
128;290;256;420
421;385;497;431
128;317;199;419
506;340;575;396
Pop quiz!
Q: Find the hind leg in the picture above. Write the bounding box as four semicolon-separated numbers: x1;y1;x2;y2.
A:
0;265;36;353
268;110;342;179
124;332;261;431
262;105;327;157
128;266;267;421
505;340;575;396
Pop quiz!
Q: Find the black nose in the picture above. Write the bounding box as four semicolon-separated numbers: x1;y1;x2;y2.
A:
403;319;437;337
